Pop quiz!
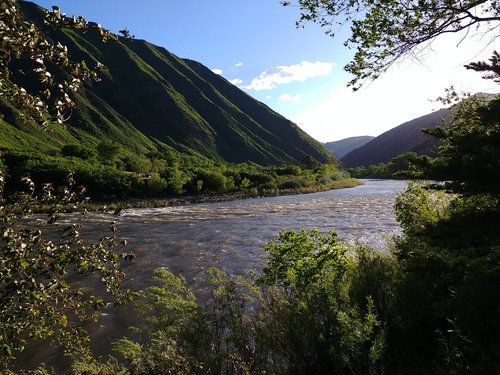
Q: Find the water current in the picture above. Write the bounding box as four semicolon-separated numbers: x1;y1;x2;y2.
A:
118;179;405;283
23;179;407;369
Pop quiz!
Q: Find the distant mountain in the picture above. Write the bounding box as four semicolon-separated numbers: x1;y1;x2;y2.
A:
324;136;375;159
0;1;335;166
341;108;451;167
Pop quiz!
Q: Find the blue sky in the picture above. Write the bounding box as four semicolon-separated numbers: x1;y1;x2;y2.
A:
31;0;499;142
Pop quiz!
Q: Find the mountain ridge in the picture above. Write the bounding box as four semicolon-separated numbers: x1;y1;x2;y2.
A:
324;136;375;159
1;1;335;166
341;108;451;167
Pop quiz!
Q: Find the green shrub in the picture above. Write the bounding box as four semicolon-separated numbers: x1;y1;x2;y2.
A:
277;177;309;190
61;144;97;160
122;155;152;173
113;231;391;374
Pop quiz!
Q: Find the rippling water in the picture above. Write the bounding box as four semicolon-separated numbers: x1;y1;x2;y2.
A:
21;179;407;369
110;179;405;285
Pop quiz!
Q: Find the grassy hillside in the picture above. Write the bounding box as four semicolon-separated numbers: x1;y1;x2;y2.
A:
2;1;335;167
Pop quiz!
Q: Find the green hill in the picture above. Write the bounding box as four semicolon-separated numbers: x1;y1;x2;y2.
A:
1;1;334;166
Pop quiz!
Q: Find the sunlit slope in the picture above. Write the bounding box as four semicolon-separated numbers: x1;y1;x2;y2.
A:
3;1;335;165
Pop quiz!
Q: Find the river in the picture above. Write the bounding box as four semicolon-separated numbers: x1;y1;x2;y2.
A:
23;179;407;369
117;179;405;283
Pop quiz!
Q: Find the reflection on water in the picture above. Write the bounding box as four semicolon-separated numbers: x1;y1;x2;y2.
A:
21;179;407;370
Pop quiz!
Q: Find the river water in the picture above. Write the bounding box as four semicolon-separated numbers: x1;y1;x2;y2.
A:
23;179;407;369
116;179;406;285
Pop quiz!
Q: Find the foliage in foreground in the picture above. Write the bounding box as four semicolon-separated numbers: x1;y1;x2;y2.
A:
0;172;135;370
391;183;500;374
79;231;394;375
387;92;500;374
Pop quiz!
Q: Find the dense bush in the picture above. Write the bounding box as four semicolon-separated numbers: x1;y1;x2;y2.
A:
277;177;308;190
92;231;391;375
122;155;152;173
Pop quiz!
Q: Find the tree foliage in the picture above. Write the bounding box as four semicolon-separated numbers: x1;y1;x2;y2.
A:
283;0;500;88
109;268;258;374
392;183;500;373
424;94;500;195
465;50;500;83
61;144;97;160
0;173;136;369
259;229;346;290
1;148;353;201
0;2;136;370
0;0;109;126
388;57;500;373
96;139;121;164
417;57;500;195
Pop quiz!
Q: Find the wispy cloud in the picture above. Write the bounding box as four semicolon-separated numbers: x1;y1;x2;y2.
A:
229;78;243;86
279;93;303;103
244;61;334;91
231;62;244;72
211;68;223;75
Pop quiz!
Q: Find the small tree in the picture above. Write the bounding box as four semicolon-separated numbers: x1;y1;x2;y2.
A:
0;3;132;370
97;139;121;164
61;144;97;160
257;230;385;373
301;154;321;171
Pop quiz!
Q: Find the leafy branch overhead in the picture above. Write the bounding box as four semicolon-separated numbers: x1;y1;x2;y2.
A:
283;0;500;89
0;173;136;367
0;0;109;126
465;50;500;83
0;2;138;367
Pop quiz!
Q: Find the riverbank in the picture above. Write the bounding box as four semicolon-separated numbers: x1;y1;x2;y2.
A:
35;178;362;212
